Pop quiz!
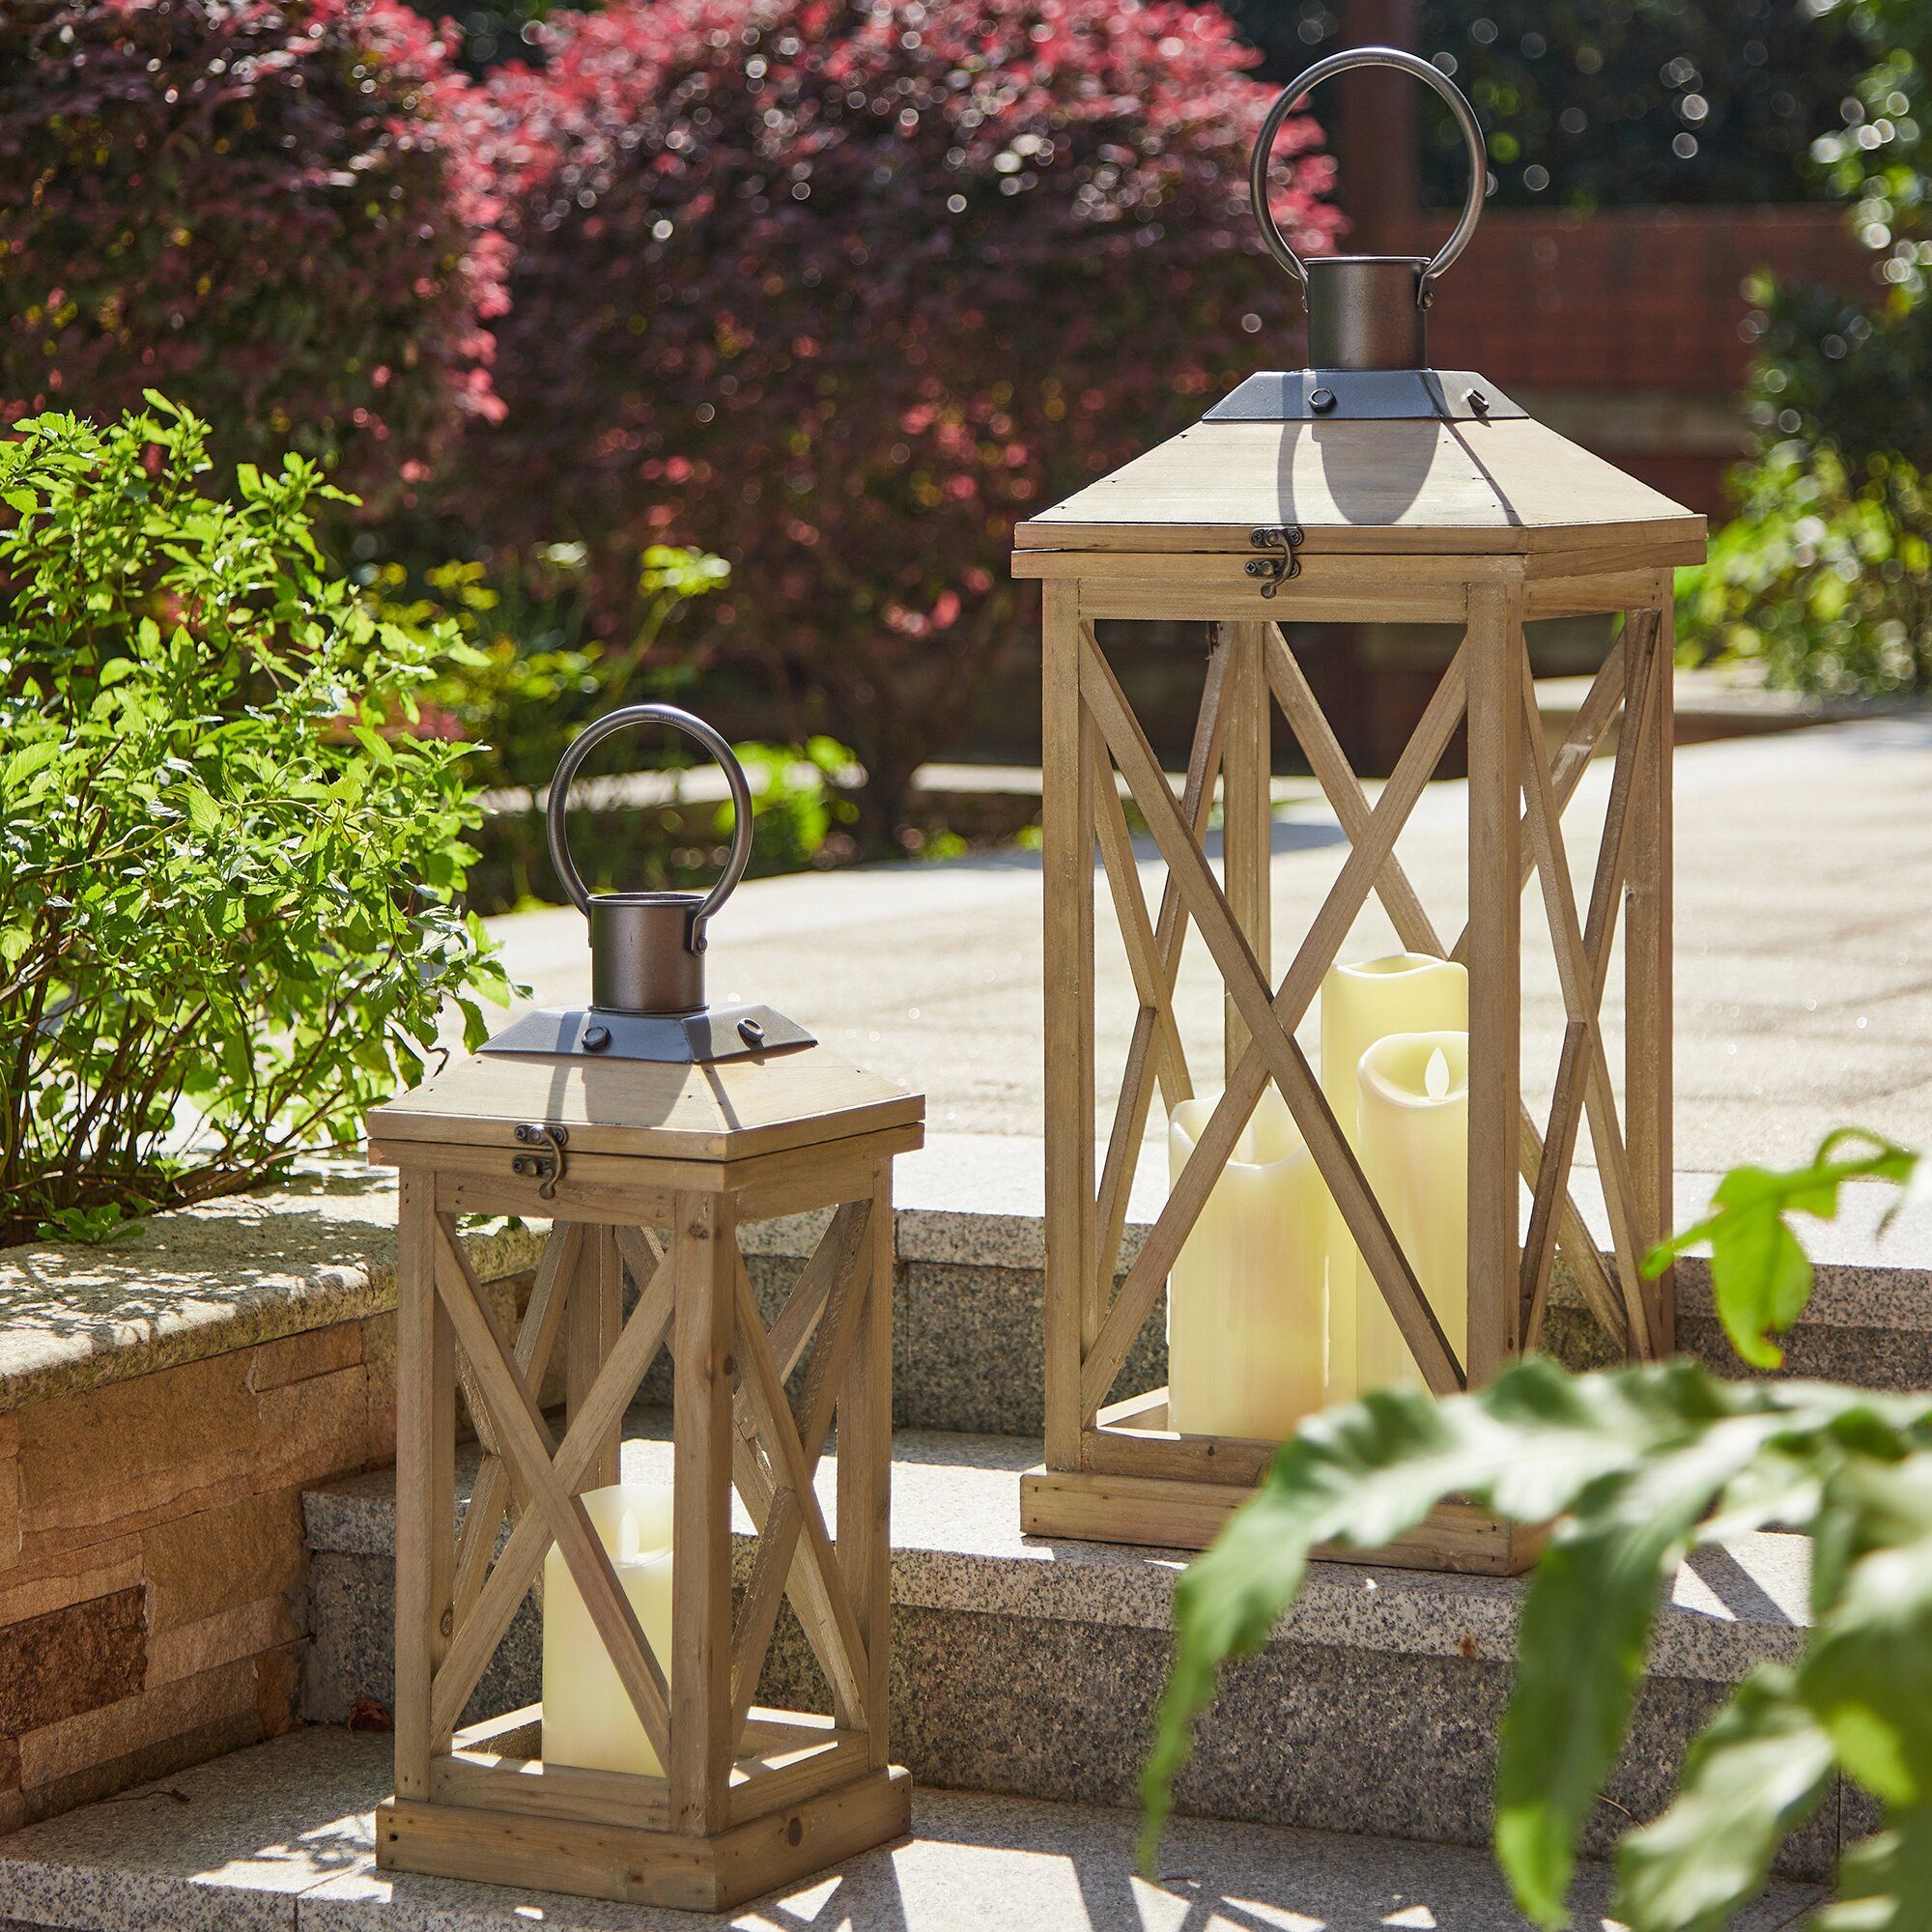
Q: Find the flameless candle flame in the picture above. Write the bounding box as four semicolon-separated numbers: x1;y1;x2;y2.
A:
1426;1046;1449;1101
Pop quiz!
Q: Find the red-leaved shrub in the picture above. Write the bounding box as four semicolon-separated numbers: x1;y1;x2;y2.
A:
471;0;1336;837
0;0;508;499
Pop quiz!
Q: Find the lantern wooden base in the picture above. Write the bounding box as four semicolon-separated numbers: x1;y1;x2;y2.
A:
1022;1385;1544;1573
378;1726;909;1913
1021;1470;1543;1575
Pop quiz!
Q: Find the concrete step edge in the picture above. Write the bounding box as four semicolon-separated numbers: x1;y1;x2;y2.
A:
870;1135;1932;1336
303;1416;1810;1687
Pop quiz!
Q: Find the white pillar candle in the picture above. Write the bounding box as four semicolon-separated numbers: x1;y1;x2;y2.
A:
1166;1086;1327;1440
1355;1031;1469;1395
541;1482;674;1776
1319;953;1467;1401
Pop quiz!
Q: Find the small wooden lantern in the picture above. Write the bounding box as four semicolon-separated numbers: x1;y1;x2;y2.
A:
367;707;923;1911
1012;52;1706;1576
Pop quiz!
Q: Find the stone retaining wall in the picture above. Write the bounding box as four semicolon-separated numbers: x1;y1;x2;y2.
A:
0;1172;540;1833
0;1310;386;1830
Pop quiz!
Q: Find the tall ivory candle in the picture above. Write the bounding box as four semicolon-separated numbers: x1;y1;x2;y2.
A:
1320;953;1467;1400
1167;1086;1326;1439
1355;1032;1469;1395
541;1483;674;1776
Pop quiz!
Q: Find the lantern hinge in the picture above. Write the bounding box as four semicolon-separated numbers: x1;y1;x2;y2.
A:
1245;526;1304;597
510;1122;569;1200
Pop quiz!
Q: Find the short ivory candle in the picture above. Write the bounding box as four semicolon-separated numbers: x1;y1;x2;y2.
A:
1355;1032;1469;1394
1167;1086;1327;1439
541;1483;674;1776
1320;953;1467;1401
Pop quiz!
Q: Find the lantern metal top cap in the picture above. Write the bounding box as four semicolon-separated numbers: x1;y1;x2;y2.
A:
1017;38;1702;551
477;702;816;1065
545;703;752;927
1251;45;1487;308
1214;45;1526;416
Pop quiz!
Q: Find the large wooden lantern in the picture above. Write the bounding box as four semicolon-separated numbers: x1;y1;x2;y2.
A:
1013;52;1706;1574
366;707;923;1911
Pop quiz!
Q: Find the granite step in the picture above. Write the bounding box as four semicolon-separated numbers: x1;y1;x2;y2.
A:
300;1415;1863;1884
0;1724;1824;1932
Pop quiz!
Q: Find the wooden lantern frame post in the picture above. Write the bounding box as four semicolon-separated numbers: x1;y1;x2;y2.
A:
1017;548;1679;1576
367;1089;918;1912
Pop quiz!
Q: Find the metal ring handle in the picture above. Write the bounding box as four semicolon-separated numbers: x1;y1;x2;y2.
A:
545;704;754;923
1250;45;1487;298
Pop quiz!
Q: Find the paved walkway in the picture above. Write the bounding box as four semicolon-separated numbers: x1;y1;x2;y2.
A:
489;715;1932;1179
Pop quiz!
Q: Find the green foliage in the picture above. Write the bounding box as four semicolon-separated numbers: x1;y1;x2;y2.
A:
1615;1666;1836;1932
728;739;861;879
1648;1128;1917;1368
462;733;862;915
1143;1133;1932;1929
373;546;729;797
0;399;513;1246
1142;1357;1932;1928
363;546;856;910
1742;278;1932;466
1804;0;1932;305
1684;440;1932;696
1679;0;1932;694
35;1202;149;1248
1681;273;1932;697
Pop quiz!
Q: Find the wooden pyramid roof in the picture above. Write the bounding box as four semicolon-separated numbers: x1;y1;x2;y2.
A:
1013;412;1705;564
367;1043;922;1162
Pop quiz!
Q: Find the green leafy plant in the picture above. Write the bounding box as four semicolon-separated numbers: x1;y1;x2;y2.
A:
1684;435;1932;698
35;1202;149;1248
374;545;730;798
0;398;513;1246
1649;1126;1917;1369
1142;1132;1931;1930
374;553;865;909
460;731;864;915
1678;1;1932;695
727;738;861;878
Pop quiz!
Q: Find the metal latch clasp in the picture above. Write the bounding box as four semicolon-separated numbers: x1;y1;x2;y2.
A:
511;1122;569;1200
1246;526;1304;597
